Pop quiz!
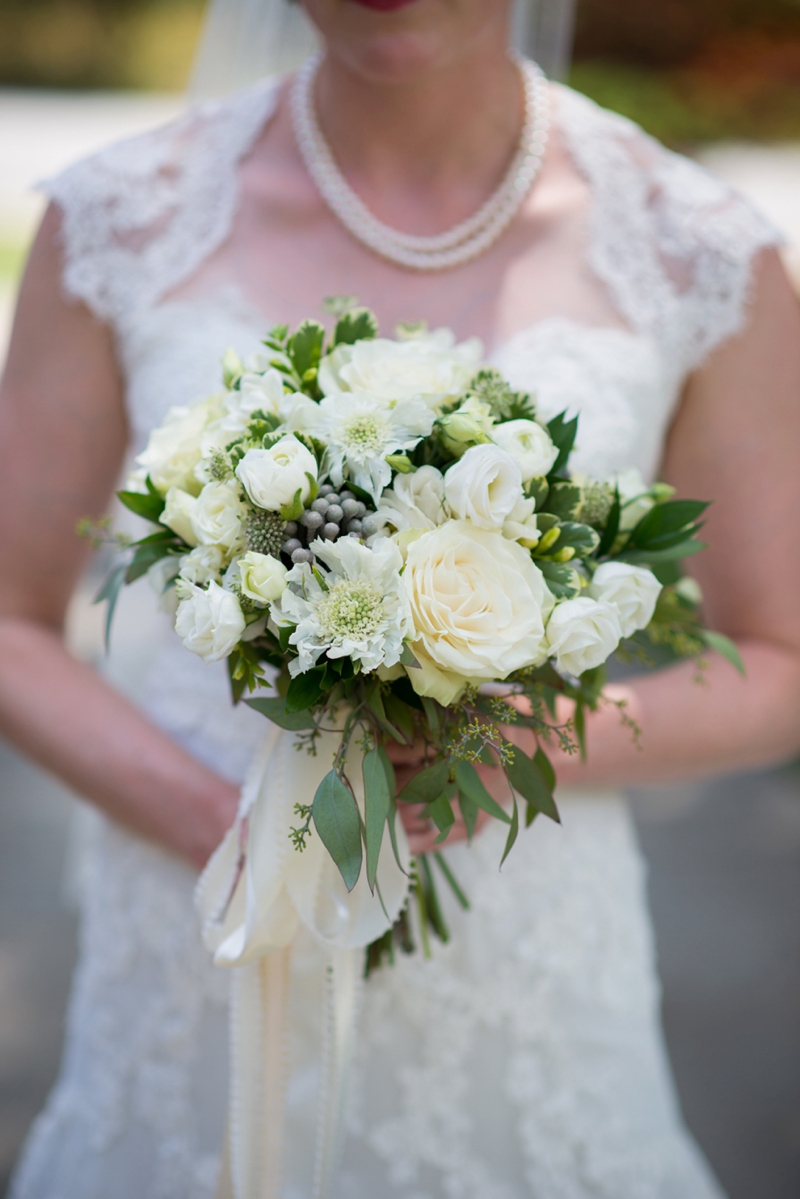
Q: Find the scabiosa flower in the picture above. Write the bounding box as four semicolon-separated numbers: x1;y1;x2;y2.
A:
271;537;412;678
318;391;434;504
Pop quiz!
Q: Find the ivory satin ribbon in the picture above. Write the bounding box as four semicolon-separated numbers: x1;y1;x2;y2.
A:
197;724;410;1199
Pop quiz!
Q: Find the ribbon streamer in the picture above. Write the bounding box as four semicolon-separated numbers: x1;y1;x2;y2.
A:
198;724;410;1199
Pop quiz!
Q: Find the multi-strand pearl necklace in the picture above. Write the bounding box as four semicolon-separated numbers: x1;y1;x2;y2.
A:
291;53;550;271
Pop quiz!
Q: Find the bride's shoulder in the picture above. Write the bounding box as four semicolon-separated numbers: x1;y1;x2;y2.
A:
40;78;282;324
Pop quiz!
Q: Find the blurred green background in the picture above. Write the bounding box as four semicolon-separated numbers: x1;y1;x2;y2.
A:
2;0;800;143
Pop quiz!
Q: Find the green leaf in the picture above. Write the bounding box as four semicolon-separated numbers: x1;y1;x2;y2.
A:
538;560;581;599
595;490;621;557
419;854;450;942
427;792;456;844
116;486;165;523
279;487;305;523
397;760;449;805
542;481;582;520
400;642;421;668
457;788;479;841
389;675;425;711
500;796;520;868
285;668;325;712
546;411;579;476
420;696;440;735
616;539;707;566
455;761;512;824
244;695;316;730
93;563;127;652
553;521;600;558
333;307;379;346
312;771;362;892
534;747;556;791
433;852;470;910
526;475;550;510
384;693;415;744
505;749;560;822
287;320;326;380
701;630;746;676
629;499;710;548
277;623;296;653
124;540;178;584
363;748;392;892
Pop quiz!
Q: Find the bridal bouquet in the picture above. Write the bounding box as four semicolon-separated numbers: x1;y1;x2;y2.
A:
96;301;739;964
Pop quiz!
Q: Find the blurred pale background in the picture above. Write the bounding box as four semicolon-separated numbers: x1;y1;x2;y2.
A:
1;2;800;1196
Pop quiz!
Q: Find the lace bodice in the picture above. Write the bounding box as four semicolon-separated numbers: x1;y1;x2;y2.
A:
13;75;777;1199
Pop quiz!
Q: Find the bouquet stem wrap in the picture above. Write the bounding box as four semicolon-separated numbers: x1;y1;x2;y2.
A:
196;723;410;1199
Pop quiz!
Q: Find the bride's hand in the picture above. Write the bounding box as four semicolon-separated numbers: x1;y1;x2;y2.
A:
386;739;501;855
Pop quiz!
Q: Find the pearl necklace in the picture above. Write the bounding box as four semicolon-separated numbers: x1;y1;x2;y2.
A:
291;53;550;271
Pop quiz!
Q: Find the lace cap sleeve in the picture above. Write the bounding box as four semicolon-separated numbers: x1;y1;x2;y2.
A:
40;80;280;327
557;85;784;375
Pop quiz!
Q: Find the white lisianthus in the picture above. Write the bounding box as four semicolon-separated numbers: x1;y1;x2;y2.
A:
502;496;540;547
319;391;434;504
272;537;413;677
403;521;553;704
372;465;447;536
135;394;224;496
190;480;248;555
177;544;225;591
492;419;558;482
546;597;622;677
437;395;495;457
174;581;246;663
238;551;289;604
589;561;662;638
318;329;482;409
162;487;199;547
444;444;524;530
236;435;318;512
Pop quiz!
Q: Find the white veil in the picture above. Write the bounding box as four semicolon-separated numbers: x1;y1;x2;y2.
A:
190;0;577;100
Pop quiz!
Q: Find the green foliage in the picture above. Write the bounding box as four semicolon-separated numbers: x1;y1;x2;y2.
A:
542;482;583;521
537;560;581;598
465;368;536;422
244;695;317;730
363;748;391;892
117;478;165;523
93;563;127;652
312;771;362;892
505;748;560;823
546;412;579;477
333;307;379;346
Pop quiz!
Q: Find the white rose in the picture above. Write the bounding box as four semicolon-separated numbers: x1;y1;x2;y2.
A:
238;551;289;604
373;465;447;536
235;435;318;512
502;496;540;547
589;561;662;638
178;544;225;588
190;480;247;555
135;394;224;496
492;419;558;482
546;597;622;677
174;581;246;663
162;487;199;547
403;521;553;703
444;444;523;530
318;332;482;408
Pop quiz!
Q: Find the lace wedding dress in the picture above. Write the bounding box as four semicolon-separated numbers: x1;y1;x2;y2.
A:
9;77;779;1199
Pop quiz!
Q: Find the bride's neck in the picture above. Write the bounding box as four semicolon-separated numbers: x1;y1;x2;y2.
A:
313;42;523;234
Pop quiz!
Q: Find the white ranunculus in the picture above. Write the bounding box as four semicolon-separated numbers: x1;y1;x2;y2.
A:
589;561;662;638
546;597;622;677
135;394;224;496
162;487;199;547
177;544;225;590
403;521;553;703
492;419;558;482
319;391;434;504
190;480;247;555
238;551;289;604
372;465;447;536
236;435;318;512
318;330;482;409
502;496;540;547
444;444;523;530
272;536;413;676
175;581;246;663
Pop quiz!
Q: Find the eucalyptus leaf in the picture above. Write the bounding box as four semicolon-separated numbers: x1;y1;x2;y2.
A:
397;760;449;805
244;695;316;730
93;564;127;652
505;749;560;822
427;792;455;844
499;796;520;868
285;668;325;712
312;771;362;892
455;761;512;824
701;630;746;676
363;748;391;892
457;788;479;841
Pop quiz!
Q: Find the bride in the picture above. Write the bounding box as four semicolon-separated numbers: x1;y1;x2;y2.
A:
3;0;800;1196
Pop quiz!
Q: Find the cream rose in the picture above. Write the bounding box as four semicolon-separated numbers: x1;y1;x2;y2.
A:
235;435;318;512
135;394;224;496
318;330;482;407
492;419;558;482
190;480;247;555
546;597;622;677
444;444;523;530
178;544;225;588
238;551;289;604
403;521;552;703
373;465;446;535
162;487;199;547
589;561;662;638
175;581;246;663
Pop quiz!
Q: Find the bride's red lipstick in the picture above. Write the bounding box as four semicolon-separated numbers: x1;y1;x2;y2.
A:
349;0;418;11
